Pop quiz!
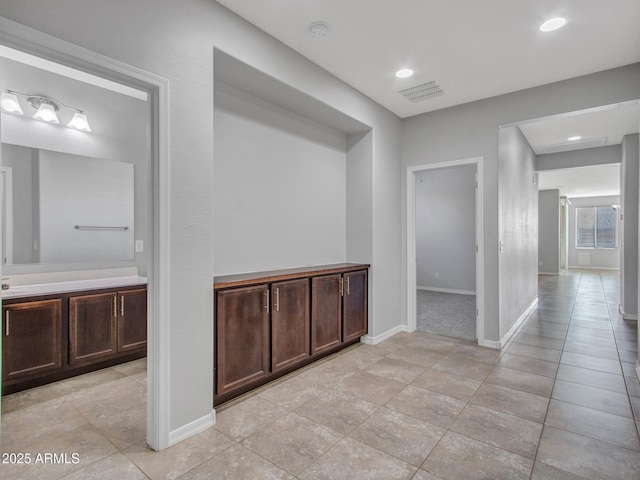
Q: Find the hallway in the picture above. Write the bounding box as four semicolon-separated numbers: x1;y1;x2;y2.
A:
1;270;639;479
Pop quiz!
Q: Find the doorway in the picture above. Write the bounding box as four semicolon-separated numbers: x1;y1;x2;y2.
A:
0;19;170;451
406;157;485;345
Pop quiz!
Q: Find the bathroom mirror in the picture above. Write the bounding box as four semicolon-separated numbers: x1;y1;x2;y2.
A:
1;143;135;265
0;45;149;270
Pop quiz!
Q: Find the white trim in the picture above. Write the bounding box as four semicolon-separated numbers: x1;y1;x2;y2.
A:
361;325;409;345
636;362;640;384
406;157;485;345
479;297;538;350
168;411;216;447
0;17;172;451
0;166;13;265
417;286;476;295
619;305;638;321
568;265;620;271
538;272;560;276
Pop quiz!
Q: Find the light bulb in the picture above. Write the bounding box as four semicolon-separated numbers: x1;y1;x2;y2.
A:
396;68;414;78
540;17;567;32
68;112;91;132
1;92;24;114
33;102;60;124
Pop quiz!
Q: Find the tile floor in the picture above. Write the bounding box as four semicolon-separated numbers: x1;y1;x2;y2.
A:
1;270;639;479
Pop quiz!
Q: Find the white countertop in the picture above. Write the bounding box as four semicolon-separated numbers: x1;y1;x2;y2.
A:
1;276;147;300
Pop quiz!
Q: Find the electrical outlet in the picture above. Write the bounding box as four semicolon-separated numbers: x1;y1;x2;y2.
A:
434;272;440;279
135;240;144;253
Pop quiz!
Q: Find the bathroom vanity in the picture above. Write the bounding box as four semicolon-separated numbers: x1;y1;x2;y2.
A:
2;275;147;395
214;263;369;405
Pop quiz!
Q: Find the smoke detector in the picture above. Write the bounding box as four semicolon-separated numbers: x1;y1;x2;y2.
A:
309;22;329;39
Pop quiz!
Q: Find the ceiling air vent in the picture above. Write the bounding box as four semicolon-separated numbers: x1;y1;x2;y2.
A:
398;81;445;103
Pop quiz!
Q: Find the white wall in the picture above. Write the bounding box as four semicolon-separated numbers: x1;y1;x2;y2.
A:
0;0;402;438
538;189;560;274
498;126;538;339
415;164;475;292
402;64;640;343
38;150;134;263
567;196;621;269
621;133;640;316
213;86;347;274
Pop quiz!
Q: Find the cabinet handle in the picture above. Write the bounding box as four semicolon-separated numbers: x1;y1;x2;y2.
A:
113;296;117;318
264;291;269;314
275;288;280;312
120;296;125;317
5;310;9;336
346;277;350;295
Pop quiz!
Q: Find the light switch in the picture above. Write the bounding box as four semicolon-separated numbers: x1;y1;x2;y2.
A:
135;240;144;253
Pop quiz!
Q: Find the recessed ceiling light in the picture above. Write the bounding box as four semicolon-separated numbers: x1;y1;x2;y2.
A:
395;68;414;79
540;17;567;32
568;135;581;141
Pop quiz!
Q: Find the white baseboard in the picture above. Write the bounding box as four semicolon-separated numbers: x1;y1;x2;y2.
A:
168;410;216;447
361;324;409;345
478;338;501;349
417;286;476;295
619;305;638;321
538;272;559;276
479;297;538;350
567;265;620;271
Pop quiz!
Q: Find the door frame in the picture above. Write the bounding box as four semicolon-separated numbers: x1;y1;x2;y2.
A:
406;157;485;345
0;18;171;450
0;166;13;265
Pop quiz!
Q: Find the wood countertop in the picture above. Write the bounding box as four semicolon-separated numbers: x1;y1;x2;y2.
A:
214;263;370;290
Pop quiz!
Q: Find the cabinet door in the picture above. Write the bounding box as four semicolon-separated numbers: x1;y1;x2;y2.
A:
118;289;147;352
311;274;342;355
2;299;62;382
272;279;310;372
69;293;118;366
216;285;270;395
343;270;368;342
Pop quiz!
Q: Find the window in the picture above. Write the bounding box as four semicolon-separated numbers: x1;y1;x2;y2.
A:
576;206;617;249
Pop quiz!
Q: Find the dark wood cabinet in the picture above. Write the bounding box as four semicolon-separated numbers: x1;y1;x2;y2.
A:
214;263;369;405
311;274;342;355
69;292;118;366
118;289;148;352
2;283;147;395
216;285;270;395
2;299;62;382
343;270;368;343
272;278;310;372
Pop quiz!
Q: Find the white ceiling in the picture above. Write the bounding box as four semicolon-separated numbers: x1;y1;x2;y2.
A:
538;164;620;198
518;101;640;155
216;0;640;119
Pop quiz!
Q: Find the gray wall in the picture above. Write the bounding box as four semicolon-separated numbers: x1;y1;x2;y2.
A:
567;196;621;269
0;0;402;435
621;134;639;317
539;190;560;274
401;64;640;343
213;86;347;275
415;164;476;292
537;145;621;171
498;126;538;338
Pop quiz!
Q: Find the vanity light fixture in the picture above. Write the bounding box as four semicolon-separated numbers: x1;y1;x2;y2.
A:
395;68;414;79
1;89;91;132
540;17;567;32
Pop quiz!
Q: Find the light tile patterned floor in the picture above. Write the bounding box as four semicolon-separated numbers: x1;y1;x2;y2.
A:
2;270;639;479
